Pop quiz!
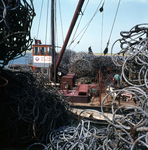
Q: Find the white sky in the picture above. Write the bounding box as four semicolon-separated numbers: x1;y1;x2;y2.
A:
31;0;148;54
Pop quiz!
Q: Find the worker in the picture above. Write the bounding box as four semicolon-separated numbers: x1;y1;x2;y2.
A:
88;46;93;54
41;47;46;55
113;73;120;86
41;47;44;55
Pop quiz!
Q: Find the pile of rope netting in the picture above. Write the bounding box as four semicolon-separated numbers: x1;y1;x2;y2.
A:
0;0;35;69
26;24;148;150
60;51;121;79
0;69;70;147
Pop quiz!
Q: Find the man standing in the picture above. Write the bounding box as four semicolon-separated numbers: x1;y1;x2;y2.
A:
113;73;120;86
88;46;93;54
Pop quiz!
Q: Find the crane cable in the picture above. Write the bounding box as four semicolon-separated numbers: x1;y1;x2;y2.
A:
67;0;90;49
43;0;49;69
101;11;104;54
103;0;121;55
100;1;105;54
58;0;64;43
45;0;49;45
71;0;104;50
36;0;44;39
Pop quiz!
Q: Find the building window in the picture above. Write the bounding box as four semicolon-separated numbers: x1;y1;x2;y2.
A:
41;47;46;55
34;47;39;55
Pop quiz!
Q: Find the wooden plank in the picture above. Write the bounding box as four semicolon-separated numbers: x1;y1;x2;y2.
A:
70;108;122;122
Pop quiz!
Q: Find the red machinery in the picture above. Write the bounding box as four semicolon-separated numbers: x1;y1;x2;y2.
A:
60;73;90;103
61;73;75;90
59;81;90;103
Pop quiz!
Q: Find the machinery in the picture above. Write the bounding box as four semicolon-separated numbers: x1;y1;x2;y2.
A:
59;81;90;103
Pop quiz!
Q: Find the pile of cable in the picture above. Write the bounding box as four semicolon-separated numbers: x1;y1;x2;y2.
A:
60;50;121;79
59;49;76;71
98;23;148;149
111;23;148;87
70;52;95;65
0;69;70;147
69;52;95;78
0;0;35;69
27;94;148;150
27;120;107;150
60;51;94;78
91;56;121;75
100;86;148;149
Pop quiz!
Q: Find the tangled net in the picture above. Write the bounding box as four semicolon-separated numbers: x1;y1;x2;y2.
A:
0;0;35;69
0;69;70;147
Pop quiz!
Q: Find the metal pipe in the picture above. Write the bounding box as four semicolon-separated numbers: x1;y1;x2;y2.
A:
56;0;85;69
